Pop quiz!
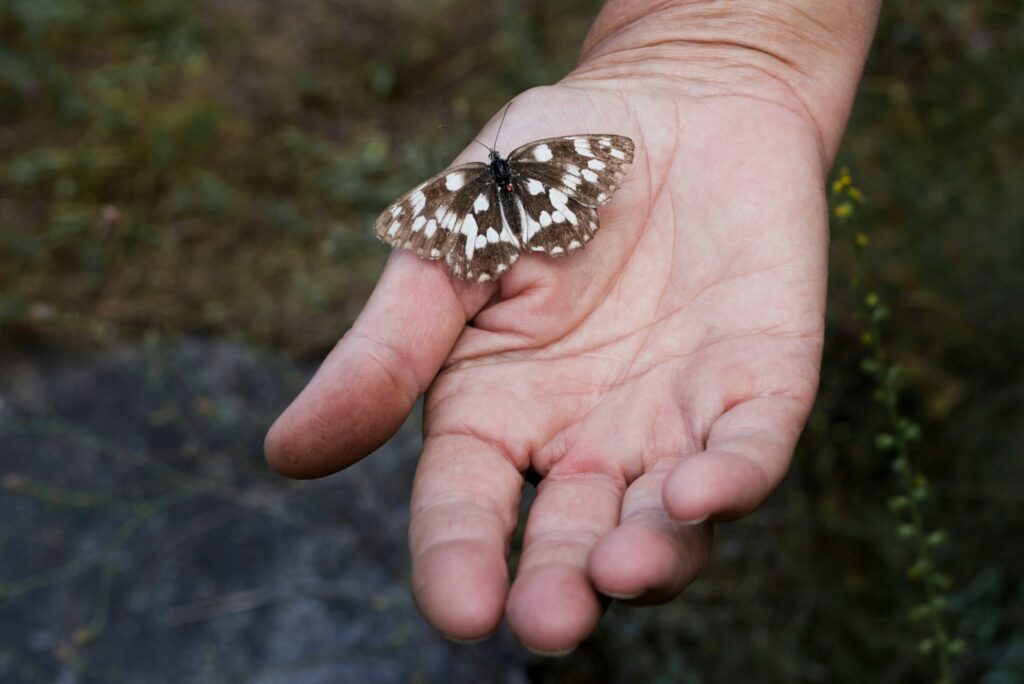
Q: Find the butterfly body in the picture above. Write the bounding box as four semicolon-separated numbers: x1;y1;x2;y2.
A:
374;134;635;282
488;150;514;192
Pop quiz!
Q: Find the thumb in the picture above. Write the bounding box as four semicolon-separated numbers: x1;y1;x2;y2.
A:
265;250;492;478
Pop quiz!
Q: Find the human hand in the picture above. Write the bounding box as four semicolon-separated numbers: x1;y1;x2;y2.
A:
266;1;879;655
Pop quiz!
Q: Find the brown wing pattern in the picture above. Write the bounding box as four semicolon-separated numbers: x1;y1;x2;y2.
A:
373;162;489;261
443;184;521;282
509;134;634;206
511;178;599;256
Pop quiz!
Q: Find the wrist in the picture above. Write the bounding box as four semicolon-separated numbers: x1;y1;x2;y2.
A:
566;0;880;164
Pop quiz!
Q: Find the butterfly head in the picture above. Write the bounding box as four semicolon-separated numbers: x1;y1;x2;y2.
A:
488;151;513;192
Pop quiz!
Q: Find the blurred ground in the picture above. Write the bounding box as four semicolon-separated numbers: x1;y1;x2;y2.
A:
1;1;1023;682
0;339;527;683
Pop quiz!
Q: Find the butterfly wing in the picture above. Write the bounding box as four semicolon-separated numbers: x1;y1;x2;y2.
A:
373;162;521;282
373;162;488;260
508;135;634;255
510;177;598;256
374;134;634;277
444;182;522;282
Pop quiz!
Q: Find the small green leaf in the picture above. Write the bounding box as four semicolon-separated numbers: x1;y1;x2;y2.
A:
888;495;908;512
909;603;931;622
860;358;881;375
875;433;897;450
901;421;922;441
897;524;917;539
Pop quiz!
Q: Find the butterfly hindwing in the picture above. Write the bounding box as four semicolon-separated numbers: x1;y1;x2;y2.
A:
443;184;521;282
512;178;598;256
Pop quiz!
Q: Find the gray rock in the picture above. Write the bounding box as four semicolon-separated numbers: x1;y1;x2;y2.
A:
0;338;528;684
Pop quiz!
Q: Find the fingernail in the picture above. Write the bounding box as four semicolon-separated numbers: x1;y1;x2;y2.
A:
444;635;489;645
526;645;577;658
677;514;709;526
601;590;641;600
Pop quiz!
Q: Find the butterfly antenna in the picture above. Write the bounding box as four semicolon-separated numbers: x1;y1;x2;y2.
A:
492;101;512;150
439;123;492;153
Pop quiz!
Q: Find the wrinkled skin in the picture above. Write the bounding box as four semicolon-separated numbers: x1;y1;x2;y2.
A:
266;79;829;654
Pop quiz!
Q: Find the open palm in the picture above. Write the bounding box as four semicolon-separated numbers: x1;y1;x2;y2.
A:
266;81;829;654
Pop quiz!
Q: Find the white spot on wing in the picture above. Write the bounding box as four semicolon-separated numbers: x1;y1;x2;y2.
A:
569;240;582;250
532;144;553;162
539;211;552;227
410;190;426;215
514;197;538;244
474;194;489;212
528;219;541;240
430;248;441;258
550;246;564;255
574;138;594;157
474;234;487;249
581;169;598;182
462;213;479;259
549;187;577;225
610;148;626;160
412;215;426;232
486;227;499;243
387;220;400;236
588;159;606;171
445;172;465;191
425;219;438;238
526;179;544;195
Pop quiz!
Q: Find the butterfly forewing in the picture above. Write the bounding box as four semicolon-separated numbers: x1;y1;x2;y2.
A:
373;162;488;260
508;135;635;206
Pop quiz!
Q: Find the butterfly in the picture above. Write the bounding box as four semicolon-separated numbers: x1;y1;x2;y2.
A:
373;114;634;282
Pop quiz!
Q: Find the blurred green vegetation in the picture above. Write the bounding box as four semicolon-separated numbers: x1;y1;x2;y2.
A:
0;0;591;352
2;0;1023;682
